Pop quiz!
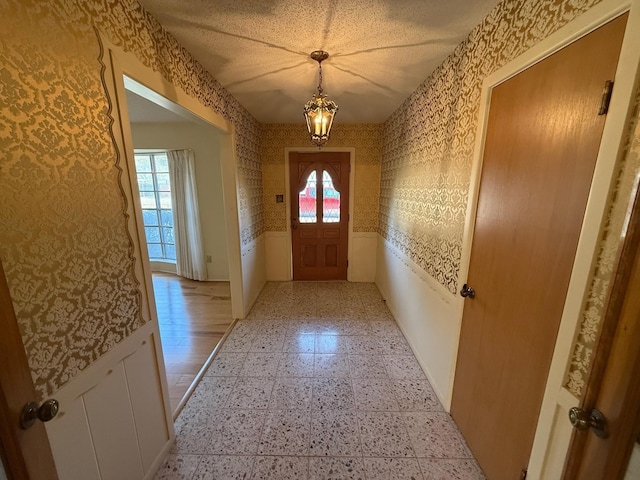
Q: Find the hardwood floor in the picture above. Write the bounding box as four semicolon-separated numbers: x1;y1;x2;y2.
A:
152;272;234;415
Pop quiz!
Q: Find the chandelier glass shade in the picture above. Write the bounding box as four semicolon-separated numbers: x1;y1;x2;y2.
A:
303;51;338;148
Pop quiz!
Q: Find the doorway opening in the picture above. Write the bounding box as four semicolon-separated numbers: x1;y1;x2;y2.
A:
122;79;236;415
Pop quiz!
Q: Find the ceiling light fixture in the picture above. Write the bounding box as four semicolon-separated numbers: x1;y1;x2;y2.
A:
303;50;338;148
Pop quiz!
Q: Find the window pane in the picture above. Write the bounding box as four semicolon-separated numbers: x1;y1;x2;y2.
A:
160;209;173;227
159;191;172;209
299;170;317;223
162;227;174;244
135;152;175;263
135;155;151;172
142;209;159;226
156;173;171;192
147;243;163;258
139;191;157;209
137;173;154;192
145;226;161;243
154;154;169;172
322;170;340;223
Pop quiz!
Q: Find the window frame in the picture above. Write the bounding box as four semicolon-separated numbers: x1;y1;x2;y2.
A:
134;151;176;262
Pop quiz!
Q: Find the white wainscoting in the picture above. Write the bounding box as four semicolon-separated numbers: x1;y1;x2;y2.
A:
264;231;378;283
535;388;579;479
348;232;377;282
375;235;462;410
45;323;173;480
241;233;267;316
265;231;291;281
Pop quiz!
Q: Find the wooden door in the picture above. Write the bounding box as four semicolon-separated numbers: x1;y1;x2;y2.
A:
290;152;350;280
451;15;627;480
0;259;59;479
563;163;640;478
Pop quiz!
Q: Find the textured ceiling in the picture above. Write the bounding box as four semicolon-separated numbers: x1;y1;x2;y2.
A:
139;0;501;123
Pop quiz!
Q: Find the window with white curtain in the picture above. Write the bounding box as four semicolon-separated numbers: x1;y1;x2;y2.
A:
134;152;176;262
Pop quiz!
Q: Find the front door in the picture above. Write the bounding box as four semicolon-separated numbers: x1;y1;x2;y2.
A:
451;15;627;479
290;152;350;280
0;259;59;479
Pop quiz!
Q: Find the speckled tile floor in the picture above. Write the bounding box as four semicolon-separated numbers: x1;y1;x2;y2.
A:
154;282;485;480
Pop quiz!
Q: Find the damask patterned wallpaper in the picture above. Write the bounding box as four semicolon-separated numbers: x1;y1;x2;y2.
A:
565;85;640;398
0;0;262;397
380;0;603;295
380;0;640;399
1;0;634;404
261;123;383;233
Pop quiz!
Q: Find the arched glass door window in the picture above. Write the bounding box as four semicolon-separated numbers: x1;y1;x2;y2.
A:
322;170;340;223
299;170;317;223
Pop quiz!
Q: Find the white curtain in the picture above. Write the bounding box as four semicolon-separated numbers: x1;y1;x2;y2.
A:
167;149;207;281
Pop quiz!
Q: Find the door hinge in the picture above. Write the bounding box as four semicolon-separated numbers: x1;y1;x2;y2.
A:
520;469;527;480
598;80;614;115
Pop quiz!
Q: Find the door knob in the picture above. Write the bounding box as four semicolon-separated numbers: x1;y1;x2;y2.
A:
568;407;608;438
460;284;476;299
20;398;59;429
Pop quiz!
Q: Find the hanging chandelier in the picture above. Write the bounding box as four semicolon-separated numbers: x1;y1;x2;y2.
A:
303;50;338;148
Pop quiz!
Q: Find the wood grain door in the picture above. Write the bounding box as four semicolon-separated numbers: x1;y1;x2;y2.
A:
0;259;59;479
451;15;627;480
290;152;350;281
563;157;640;479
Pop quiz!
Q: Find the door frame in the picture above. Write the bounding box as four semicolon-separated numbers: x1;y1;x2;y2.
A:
284;147;355;281
101;37;246;320
97;32;247;425
562;148;640;478
454;0;640;477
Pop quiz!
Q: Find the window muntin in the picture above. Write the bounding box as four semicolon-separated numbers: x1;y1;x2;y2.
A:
134;152;176;261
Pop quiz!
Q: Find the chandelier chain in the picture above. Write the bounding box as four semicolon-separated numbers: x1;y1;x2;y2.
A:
317;62;323;94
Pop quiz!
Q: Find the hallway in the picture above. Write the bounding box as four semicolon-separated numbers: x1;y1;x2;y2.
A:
155;282;483;479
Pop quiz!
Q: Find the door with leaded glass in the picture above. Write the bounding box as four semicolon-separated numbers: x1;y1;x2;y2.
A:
289;152;350;280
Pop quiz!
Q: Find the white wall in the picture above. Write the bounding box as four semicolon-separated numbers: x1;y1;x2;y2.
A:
625;443;640;480
265;232;290;280
149;260;176;274
130;122;230;281
242;234;267;314
349;233;377;282
375;236;460;409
